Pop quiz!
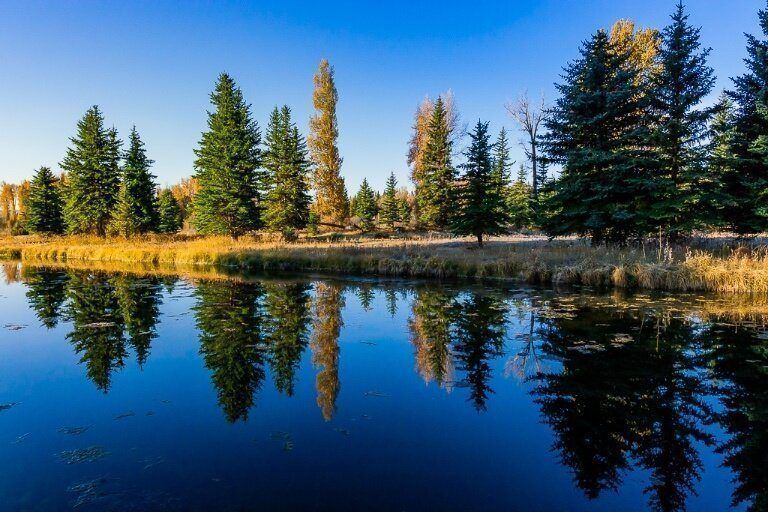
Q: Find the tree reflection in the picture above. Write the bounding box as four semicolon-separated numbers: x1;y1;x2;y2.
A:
311;282;344;421
66;271;127;393
706;325;768;512
195;280;267;423
114;275;162;367
22;267;69;328
531;303;712;512
409;288;457;390
265;282;312;396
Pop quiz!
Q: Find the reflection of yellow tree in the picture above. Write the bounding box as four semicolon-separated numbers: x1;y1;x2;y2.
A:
409;289;456;391
310;282;344;421
2;262;21;284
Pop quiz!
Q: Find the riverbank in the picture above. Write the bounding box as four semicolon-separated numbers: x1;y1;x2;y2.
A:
2;234;768;293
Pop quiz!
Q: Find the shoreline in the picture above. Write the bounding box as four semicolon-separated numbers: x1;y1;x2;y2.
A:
2;234;768;294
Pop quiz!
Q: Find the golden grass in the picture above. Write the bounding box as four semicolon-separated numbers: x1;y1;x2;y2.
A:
3;233;768;293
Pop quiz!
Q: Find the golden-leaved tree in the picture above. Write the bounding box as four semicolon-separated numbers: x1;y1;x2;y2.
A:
308;59;349;226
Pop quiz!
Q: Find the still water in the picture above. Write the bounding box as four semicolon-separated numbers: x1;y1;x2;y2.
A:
0;262;765;512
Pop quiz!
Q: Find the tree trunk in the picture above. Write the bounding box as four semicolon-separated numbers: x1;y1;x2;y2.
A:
476;233;484;247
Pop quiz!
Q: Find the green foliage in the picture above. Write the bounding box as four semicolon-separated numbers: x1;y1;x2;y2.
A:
416;96;455;229
543;30;653;244
648;2;715;236
193;73;262;238
450;120;509;246
264;283;311;396
23;267;69;328
157;188;183;234
26;166;64;234
120;127;159;233
379;172;400;229
722;4;768;234
508;164;533;230
262;106;312;237
352;178;378;231
114;275;161;367
109;181;141;237
61;106;122;236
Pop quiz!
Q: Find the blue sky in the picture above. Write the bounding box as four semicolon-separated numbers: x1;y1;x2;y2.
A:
0;0;761;191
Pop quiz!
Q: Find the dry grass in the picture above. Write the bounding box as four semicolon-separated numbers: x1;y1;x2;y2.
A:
3;233;768;293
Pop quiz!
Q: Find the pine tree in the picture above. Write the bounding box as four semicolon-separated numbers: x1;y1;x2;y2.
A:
417;96;455;229
121;127;159;233
723;3;768;234
450;120;509;246
379;172;400;229
263;106;312;237
157;188;183;234
26;166;64;234
61;106;121;236
109;181;141;237
193;73;262;238
398;196;412;226
543;30;653;244
508;164;533;230
491;128;513;223
352;179;378;231
308;59;349;225
648;2;715;236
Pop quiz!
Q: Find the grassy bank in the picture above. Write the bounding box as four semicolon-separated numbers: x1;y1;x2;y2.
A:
2;233;768;293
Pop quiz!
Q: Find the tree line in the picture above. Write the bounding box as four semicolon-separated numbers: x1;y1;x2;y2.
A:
13;2;768;246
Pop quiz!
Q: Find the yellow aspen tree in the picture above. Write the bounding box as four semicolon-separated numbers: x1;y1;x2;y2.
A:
308;59;349;226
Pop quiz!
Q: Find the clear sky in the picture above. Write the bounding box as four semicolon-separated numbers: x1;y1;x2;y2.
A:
0;0;762;191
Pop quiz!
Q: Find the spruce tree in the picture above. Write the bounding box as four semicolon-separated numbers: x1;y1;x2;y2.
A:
26;166;64;235
648;2;715;236
491;128;513;224
263;106;312;237
157;188;183;234
398;197;412;227
352;178;378;231
417;96;455;229
543;30;653;244
508;164;533;230
308;59;349;225
61;106;121;236
193;73;262;238
450;120;509;246
121;127;159;233
724;3;768;234
704;95;740;229
109;181;141;237
379;172;400;229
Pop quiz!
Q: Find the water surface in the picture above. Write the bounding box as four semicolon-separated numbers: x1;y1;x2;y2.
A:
0;262;765;511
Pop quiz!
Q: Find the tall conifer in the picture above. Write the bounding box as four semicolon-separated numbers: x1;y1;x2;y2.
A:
417;97;455;229
193;73;262;238
121;127;159;233
379;172;400;229
352;179;377;231
26;166;64;234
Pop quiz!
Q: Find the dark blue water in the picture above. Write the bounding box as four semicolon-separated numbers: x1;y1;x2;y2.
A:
0;262;765;512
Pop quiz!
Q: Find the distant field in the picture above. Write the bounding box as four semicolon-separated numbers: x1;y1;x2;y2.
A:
2;233;768;294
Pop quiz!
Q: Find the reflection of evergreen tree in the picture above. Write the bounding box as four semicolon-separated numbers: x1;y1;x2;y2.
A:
114;275;162;367
66;272;127;392
452;294;508;411
384;288;398;318
706;326;768;512
22;267;69;328
265;282;311;396
355;285;375;311
310;282;344;421
409;288;457;390
194;280;267;423
532;305;711;511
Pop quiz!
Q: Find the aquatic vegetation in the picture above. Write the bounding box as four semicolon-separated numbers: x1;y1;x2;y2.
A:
59;426;90;435
57;446;110;464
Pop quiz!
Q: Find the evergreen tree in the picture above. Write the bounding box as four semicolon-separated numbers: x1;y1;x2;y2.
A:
508;164;533;230
723;3;768;234
109;180;141;237
417;97;455;229
450;120;509;246
193;73;262;238
379;172;400;229
157;188;183;234
26;166;64;234
398;196;412;226
648;2;715;236
543;30;653;244
61;106;121;236
352;178;378;231
121;127;159;233
265;283;311;396
308;59;349;225
263;106;312;237
491;127;514;226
